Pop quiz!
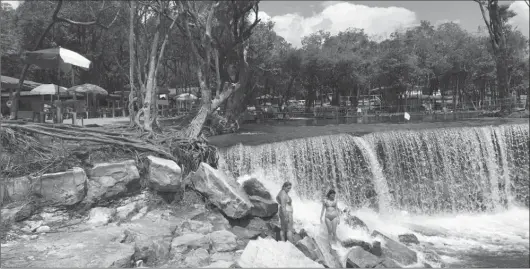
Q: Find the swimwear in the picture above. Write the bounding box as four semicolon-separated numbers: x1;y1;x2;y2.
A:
324;199;339;220
277;191;294;231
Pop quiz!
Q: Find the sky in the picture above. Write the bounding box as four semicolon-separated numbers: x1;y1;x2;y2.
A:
258;1;529;47
4;0;529;48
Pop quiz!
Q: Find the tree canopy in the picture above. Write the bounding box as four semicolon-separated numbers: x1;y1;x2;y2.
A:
1;0;528;135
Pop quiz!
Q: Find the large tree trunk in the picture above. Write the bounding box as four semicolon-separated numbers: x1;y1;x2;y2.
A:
128;0;137;124
494;52;509;111
475;0;512;113
185;69;211;138
141;13;161;132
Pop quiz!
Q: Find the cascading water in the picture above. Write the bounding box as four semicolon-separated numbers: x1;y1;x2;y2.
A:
218;123;529;267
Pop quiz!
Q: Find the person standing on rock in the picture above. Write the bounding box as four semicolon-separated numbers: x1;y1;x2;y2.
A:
276;182;294;243
321;189;340;242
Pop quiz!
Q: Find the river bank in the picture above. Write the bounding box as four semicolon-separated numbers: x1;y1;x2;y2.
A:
1;155;440;268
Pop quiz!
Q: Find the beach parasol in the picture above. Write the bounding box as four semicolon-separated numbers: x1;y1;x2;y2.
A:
24;47;91;73
67;84;108;118
23;47;91;122
29;84;68;112
30;84;67;95
1;75;42;91
175;93;197;101
67;84;108;96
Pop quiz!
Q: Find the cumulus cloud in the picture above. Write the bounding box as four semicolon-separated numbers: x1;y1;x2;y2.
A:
3;1;22;9
262;1;418;47
508;1;529;38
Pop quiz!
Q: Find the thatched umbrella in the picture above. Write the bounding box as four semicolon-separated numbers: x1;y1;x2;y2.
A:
67;84;108;118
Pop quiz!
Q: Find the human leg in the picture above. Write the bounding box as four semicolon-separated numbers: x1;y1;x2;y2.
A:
279;212;287;241
286;211;294;243
325;218;333;240
331;217;340;241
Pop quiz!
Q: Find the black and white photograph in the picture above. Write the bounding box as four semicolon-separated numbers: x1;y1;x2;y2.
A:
1;0;529;268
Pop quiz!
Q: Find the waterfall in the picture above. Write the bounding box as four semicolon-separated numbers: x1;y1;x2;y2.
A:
219;123;529;214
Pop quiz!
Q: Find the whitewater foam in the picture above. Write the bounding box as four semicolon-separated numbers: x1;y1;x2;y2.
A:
220;123;529;267
232;168;529;268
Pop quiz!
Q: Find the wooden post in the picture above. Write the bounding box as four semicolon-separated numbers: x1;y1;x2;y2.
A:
71;67;77;125
56;67;62;124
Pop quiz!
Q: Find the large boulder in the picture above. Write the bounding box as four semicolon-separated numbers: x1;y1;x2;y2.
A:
344;215;369;232
1;225;135;267
241;178;278;218
186;163;252;219
210;230;239;253
2;176;32;203
84;160;140;206
341;238;372;251
170;233;210;258
371;230;417;265
32;167;87;206
237;237;324;268
248;196;278;218
313;236;342;268
146;156;183;192
398;233;419;245
295;236;326;265
1;201;36;223
241;178;272;200
231;217;276;240
345;246;380;268
190;209;231;232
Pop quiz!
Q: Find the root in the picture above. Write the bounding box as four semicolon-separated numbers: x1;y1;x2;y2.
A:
1;121;219;178
3;123;177;163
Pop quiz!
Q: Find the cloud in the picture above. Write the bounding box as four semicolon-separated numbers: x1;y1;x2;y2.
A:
508;1;529;38
264;1;418;47
3;1;22;9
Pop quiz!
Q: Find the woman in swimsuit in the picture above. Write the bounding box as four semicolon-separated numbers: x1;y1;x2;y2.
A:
276;182;294;243
320;189;340;242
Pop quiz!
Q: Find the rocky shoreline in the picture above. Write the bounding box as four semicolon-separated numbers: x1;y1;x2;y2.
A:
1;157;445;268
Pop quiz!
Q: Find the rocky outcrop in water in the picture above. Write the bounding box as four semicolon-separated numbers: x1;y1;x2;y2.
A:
398;233;420;245
239;178;279;218
371;230;418;265
1;158;436;269
186;163;253;219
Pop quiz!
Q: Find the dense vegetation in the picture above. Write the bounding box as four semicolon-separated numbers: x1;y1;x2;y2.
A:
1;1;529;136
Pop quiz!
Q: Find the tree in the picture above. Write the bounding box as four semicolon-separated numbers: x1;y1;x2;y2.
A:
127;1;180;132
9;0;120;120
178;0;261;138
128;1;137;124
474;0;517;113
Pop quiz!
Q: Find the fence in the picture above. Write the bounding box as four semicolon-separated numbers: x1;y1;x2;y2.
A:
243;97;528;123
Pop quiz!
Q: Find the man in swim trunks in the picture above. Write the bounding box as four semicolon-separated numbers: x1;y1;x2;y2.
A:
276;182;294;243
320;189;340;242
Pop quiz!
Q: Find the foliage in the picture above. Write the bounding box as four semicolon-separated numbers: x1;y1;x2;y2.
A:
1;1;529;131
